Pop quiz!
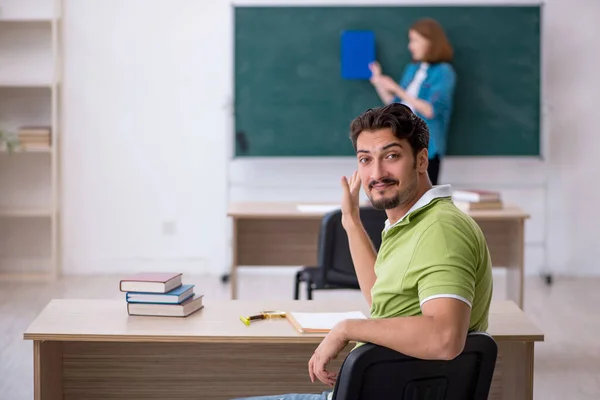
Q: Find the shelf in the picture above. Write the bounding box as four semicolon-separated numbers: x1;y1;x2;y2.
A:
0;208;52;217
0;271;54;281
0;18;53;23
0;0;60;282
0;88;53;138
1;146;52;153
0;22;54;86
0;81;52;88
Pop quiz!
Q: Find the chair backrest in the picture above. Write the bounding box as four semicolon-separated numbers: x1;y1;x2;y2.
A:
316;206;387;286
331;332;498;400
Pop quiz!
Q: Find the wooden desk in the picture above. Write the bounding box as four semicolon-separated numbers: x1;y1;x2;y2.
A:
24;299;542;400
228;202;530;306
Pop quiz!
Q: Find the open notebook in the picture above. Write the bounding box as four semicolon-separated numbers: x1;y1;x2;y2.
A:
287;311;367;333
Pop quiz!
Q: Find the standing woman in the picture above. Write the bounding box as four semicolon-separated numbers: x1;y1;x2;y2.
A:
369;18;456;185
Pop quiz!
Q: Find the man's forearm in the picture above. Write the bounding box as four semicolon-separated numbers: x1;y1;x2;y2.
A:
341;316;464;361
345;217;378;306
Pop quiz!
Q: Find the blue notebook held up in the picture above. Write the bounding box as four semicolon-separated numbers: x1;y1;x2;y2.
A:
126;284;195;304
340;30;375;80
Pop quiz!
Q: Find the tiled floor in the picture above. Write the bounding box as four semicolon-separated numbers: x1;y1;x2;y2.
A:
1;269;599;399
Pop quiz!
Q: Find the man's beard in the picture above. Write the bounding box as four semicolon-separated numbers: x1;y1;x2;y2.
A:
368;171;419;210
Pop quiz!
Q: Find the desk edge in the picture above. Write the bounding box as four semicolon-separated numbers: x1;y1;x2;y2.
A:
23;332;544;343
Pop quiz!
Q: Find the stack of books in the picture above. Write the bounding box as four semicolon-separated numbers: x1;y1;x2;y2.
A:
452;189;503;211
18;126;52;151
119;272;204;317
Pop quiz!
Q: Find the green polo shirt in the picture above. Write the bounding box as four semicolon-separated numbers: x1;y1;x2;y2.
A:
370;186;493;332
327;186;492;399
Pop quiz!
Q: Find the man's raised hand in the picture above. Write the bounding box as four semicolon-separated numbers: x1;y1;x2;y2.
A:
341;171;361;229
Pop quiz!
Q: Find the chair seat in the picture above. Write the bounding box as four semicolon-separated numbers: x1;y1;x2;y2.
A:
300;267;360;289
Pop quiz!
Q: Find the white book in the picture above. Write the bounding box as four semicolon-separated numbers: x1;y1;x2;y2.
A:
287;311;367;333
296;204;341;213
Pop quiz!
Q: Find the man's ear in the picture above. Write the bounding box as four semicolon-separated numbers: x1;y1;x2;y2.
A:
418;149;429;172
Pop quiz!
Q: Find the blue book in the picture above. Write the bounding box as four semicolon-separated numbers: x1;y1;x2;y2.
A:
340;30;375;80
126;284;195;304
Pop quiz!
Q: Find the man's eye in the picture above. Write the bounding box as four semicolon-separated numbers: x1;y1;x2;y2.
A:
387;153;398;159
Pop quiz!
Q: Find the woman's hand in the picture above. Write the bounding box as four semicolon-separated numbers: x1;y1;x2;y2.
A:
369;61;384;85
368;61;397;105
377;75;402;93
369;61;382;78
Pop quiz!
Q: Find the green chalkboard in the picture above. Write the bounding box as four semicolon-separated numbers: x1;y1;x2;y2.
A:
234;5;541;157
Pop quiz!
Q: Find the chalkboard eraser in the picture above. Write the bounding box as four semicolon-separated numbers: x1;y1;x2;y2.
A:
340;30;375;80
236;131;249;154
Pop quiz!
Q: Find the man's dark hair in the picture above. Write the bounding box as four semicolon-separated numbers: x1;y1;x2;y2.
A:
349;103;429;157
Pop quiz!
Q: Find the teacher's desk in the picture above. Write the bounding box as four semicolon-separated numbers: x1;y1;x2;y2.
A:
227;202;529;307
24;299;542;400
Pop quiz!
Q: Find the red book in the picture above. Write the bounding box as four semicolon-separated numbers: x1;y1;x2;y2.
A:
119;272;182;293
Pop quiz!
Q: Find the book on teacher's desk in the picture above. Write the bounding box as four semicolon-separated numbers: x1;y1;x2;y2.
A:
452;189;501;203
119;272;182;293
126;284;195;304
127;294;204;317
454;200;503;211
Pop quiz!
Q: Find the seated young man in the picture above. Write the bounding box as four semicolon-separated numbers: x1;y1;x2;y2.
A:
233;103;493;400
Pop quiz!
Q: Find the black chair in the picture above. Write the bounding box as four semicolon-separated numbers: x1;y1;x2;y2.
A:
331;332;498;400
294;207;387;300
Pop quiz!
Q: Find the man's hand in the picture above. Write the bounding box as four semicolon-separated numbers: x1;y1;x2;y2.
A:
308;323;350;386
341;171;361;230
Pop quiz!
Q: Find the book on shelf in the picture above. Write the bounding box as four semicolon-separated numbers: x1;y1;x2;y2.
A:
119;272;182;293
18;125;51;135
18;140;51;150
16;125;52;149
18;126;51;138
127;294;204;317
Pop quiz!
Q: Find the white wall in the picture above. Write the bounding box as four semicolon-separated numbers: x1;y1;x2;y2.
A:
543;0;599;276
61;0;231;274
61;0;600;277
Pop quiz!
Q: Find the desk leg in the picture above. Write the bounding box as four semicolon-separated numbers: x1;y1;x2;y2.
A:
230;217;239;300
33;341;62;400
506;219;525;309
490;341;535;400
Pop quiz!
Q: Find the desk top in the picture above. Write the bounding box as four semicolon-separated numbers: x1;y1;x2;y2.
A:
24;299;543;343
228;202;530;221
